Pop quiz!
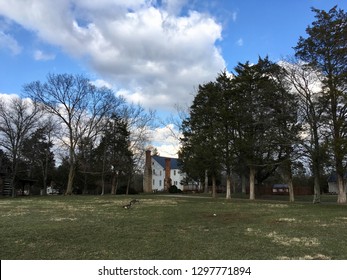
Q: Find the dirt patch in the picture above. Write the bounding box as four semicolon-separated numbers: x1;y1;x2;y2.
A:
246;227;320;247
278;254;331;260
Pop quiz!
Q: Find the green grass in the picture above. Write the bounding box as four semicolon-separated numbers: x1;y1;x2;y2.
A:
0;194;346;260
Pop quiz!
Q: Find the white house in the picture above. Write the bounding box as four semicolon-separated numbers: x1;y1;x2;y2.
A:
143;150;190;192
151;155;184;191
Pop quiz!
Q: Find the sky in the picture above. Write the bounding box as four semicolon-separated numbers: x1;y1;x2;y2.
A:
1;0;347;157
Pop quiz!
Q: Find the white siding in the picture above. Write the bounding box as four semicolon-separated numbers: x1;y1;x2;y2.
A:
151;158;185;191
328;182;347;194
152;159;164;191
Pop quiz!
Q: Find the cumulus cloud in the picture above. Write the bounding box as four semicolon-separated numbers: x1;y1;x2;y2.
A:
90;79;113;89
0;0;225;110
150;124;181;157
0;93;20;100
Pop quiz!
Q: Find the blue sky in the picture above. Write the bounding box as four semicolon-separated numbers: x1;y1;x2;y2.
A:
1;0;346;109
1;1;346;156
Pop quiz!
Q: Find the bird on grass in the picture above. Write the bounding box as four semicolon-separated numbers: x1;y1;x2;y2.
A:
122;203;132;209
123;199;140;209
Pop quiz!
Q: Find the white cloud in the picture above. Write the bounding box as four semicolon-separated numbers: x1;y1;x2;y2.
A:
0;93;20;101
236;38;244;47
90;79;112;89
0;31;21;54
34;50;56;61
161;0;188;15
0;1;225;111
150;124;181;157
231;11;238;22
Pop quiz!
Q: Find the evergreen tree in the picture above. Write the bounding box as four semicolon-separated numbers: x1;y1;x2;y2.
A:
180;57;300;200
22;126;55;194
95;114;133;195
295;6;347;203
231;58;300;200
180;81;222;197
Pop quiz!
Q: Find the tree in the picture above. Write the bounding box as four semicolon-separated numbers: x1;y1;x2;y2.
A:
231;58;300;200
295;6;347;203
21;122;56;195
0;96;43;197
24;73;124;195
95;114;133;195
121;103;155;174
76;136;96;194
284;59;326;203
180;81;223;198
180;59;299;201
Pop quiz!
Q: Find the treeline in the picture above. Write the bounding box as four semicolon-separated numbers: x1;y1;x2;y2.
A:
179;6;347;204
0;74;155;197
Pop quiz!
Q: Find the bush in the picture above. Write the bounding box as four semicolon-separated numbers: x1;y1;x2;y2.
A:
168;185;182;193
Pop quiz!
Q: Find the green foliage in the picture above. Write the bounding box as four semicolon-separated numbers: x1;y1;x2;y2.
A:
180;58;300;187
295;6;347;203
21;127;55;188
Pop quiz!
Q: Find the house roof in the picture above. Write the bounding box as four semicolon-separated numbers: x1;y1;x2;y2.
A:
273;184;288;188
327;172;347;182
152;155;181;170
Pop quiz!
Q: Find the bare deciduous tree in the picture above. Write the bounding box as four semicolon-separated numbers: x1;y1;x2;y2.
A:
284;59;325;203
0;96;43;197
24;73;124;195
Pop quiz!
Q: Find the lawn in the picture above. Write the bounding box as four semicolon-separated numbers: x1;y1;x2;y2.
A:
0;194;346;260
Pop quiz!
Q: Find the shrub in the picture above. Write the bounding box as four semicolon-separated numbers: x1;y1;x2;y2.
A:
168;185;182;193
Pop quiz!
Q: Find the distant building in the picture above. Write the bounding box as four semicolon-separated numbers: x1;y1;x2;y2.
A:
327;172;347;194
272;184;289;194
143;150;188;192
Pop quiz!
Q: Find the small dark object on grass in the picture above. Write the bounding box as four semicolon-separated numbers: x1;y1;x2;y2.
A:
123;199;140;209
123;204;132;209
130;199;140;205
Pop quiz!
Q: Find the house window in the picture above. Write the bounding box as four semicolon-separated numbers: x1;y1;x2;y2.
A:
160;170;162;176
174;170;176;176
153;179;155;185
153;169;155;175
159;180;162;186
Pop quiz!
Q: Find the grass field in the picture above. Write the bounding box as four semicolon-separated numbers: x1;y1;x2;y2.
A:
1;194;347;260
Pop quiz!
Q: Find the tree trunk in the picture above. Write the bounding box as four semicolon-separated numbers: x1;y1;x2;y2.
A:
312;170;321;204
101;173;105;196
65;147;75;195
42;156;49;196
280;161;295;202
241;174;246;194
11;153;19;198
312;124;321;204
212;175;216;198
249;166;256;200
100;147;107;195
83;170;88;194
126;175;132;195
204;169;208;193
288;178;295;203
226;173;231;199
111;172;119;195
337;173;346;204
65;164;75;195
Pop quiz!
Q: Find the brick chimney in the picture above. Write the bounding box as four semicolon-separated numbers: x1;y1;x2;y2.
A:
143;150;152;193
164;158;172;191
